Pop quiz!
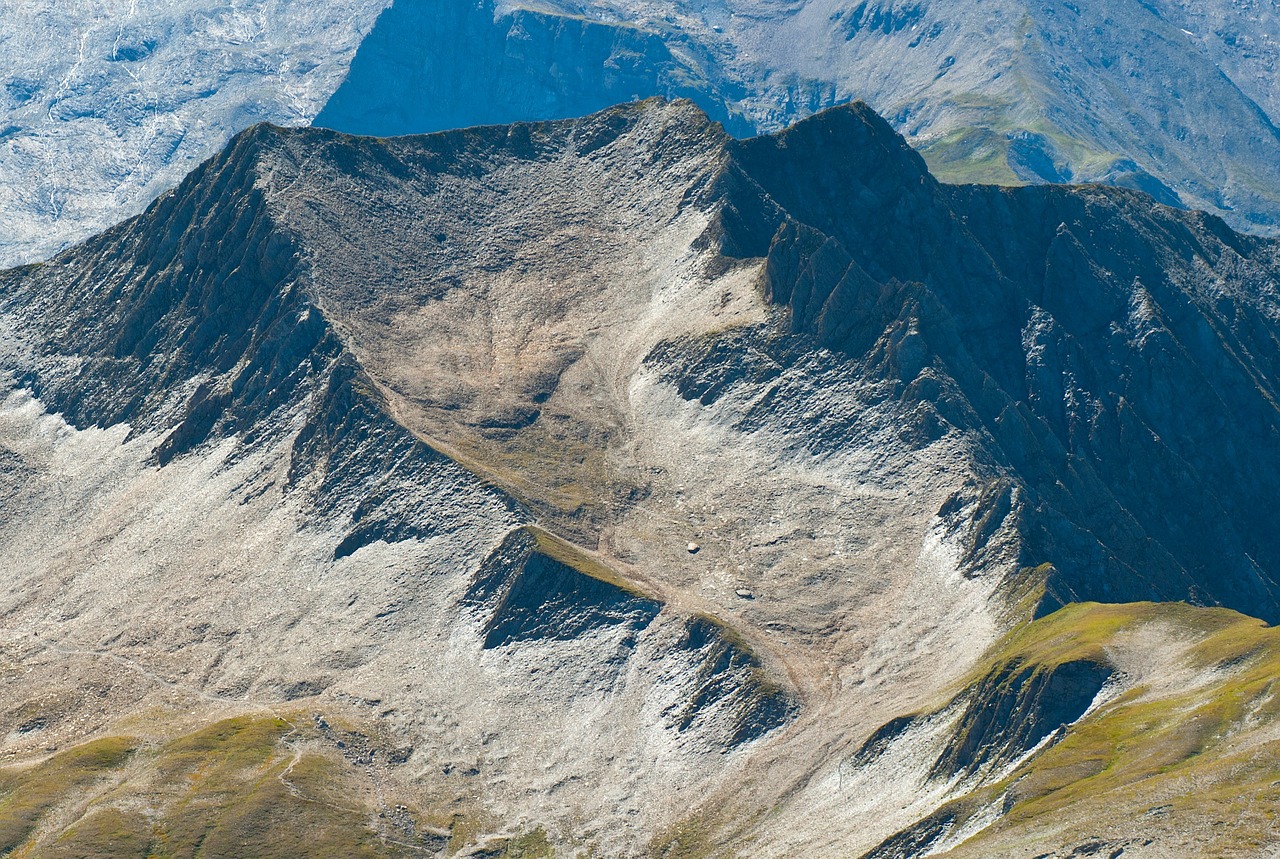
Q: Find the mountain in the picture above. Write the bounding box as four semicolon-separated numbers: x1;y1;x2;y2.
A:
6;0;1279;269
3;99;1280;856
0;0;389;268
317;0;1280;234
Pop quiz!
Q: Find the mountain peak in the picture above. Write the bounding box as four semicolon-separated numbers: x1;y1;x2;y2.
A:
725;100;935;246
6;97;1280;858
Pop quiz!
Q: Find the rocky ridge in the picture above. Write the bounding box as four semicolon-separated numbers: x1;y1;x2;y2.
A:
6;0;1280;269
1;99;1279;855
319;0;1280;233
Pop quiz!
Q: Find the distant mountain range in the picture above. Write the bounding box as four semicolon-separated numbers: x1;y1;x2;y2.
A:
316;0;1280;235
3;0;1279;270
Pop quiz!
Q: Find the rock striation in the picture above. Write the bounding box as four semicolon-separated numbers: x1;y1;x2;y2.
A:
719;103;1280;619
2;98;1280;855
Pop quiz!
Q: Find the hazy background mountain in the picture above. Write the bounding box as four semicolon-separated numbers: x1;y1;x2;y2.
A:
0;0;389;268
318;0;1280;233
4;0;1279;268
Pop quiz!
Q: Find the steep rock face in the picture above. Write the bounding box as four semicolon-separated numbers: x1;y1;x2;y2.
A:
927;658;1111;781
6;125;332;449
463;526;664;647
7;0;1280;272
4;99;1280;855
667;615;799;748
713;103;1280;620
843;654;1115;811
8;0;1280;273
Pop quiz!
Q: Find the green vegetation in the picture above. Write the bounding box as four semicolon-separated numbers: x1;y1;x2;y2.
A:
650;817;717;859
984;601;1255;675
151;716;394;859
922;601;1280;855
524;524;654;600
0;712;568;859
919;111;1124;189
46;808;153;859
919;127;1021;186
500;827;555;858
0;736;137;854
0;716;410;859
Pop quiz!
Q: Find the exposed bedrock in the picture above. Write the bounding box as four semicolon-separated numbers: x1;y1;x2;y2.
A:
710;103;1280;620
2;98;1280;855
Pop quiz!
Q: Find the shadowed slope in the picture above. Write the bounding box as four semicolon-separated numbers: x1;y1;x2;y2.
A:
3;99;1280;856
717;104;1280;620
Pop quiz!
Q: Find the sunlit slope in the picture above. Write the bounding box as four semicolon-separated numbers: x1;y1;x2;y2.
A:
860;602;1280;857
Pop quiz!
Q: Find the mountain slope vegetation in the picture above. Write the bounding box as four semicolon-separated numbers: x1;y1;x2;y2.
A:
1;99;1279;855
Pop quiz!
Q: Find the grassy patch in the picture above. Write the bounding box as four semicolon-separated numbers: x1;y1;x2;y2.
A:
919;110;1124;188
651;817;717;859
0;735;137;854
926;601;1280;854
524;525;654;600
0;715;436;859
172;754;389;859
920;126;1021;186
502;827;555;858
45;808;153;859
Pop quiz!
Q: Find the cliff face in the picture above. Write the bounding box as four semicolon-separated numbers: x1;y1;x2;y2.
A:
3;99;1280;856
721;104;1280;619
7;0;1280;274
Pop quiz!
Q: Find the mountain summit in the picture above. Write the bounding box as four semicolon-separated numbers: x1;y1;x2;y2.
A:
2;99;1280;856
318;0;1280;234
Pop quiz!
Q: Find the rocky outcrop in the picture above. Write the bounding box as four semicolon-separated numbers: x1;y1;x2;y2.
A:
289;355;527;560
463;526;662;647
665;615;798;748
847;653;1112;846
705;103;1280;622
930;658;1111;780
462;528;796;748
0;125;341;460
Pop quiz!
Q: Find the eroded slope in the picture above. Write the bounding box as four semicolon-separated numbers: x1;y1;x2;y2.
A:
2;99;1280;855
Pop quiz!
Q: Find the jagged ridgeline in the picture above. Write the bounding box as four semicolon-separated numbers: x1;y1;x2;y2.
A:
1;98;1280;856
313;0;1280;237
